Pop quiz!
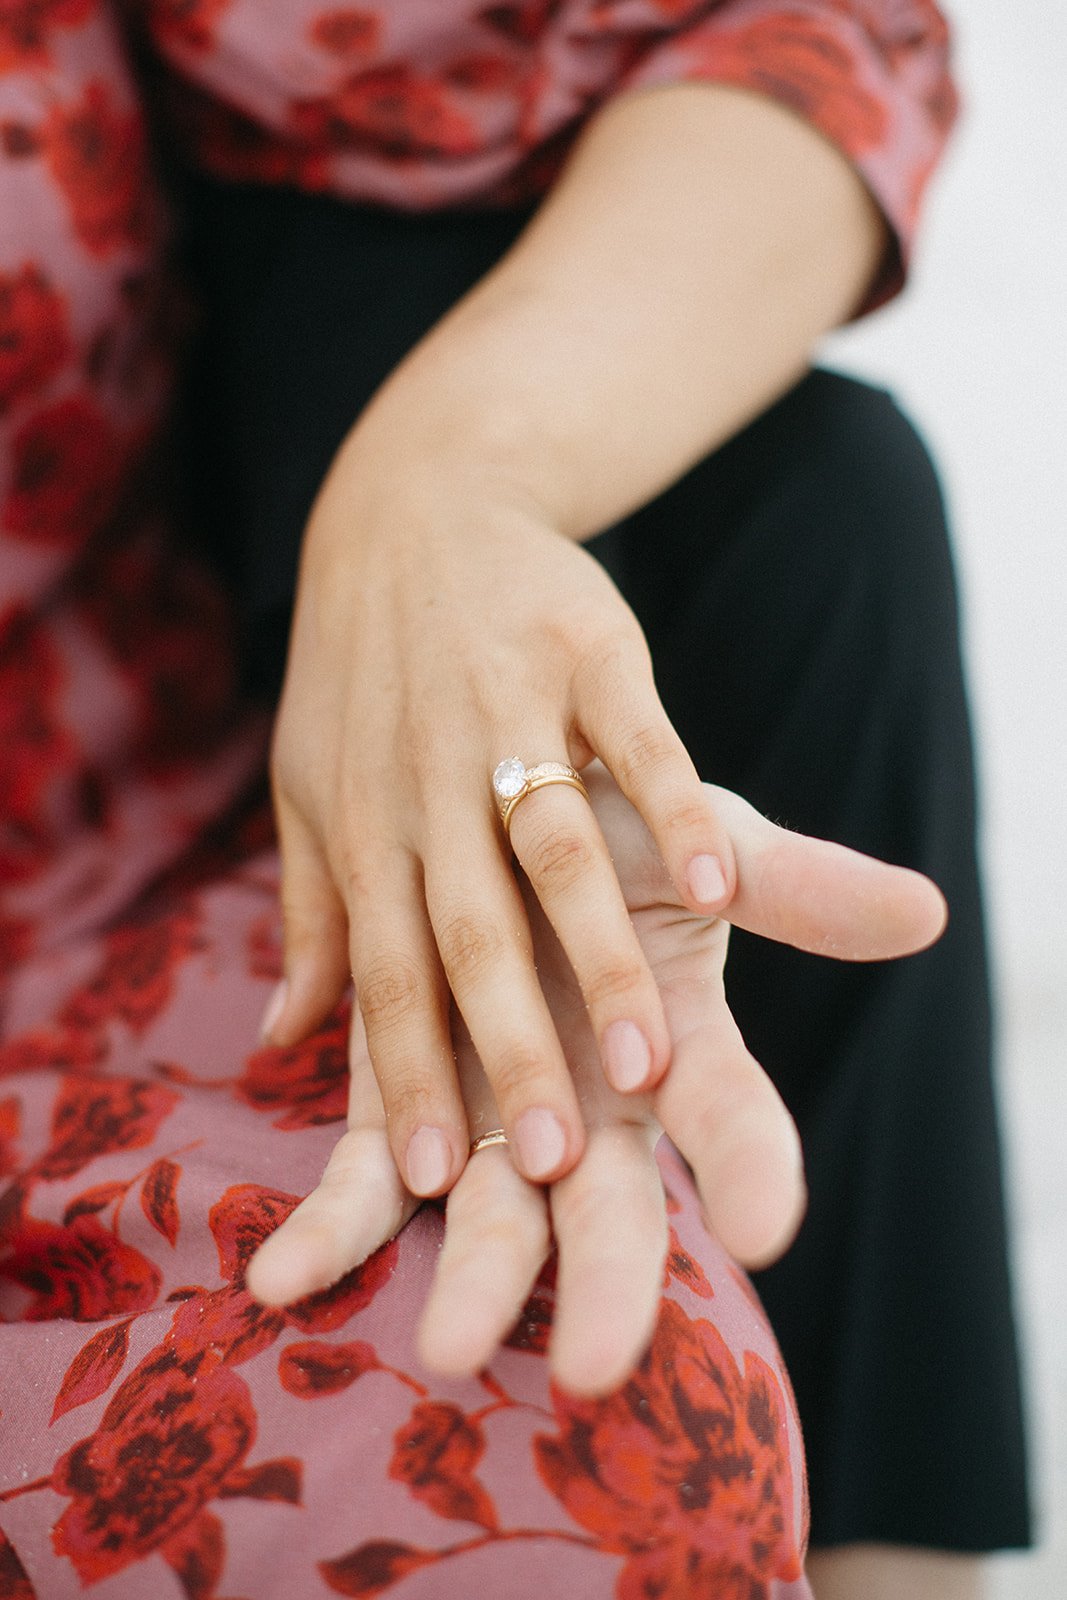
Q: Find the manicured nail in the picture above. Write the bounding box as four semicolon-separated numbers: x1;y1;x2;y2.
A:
513;1108;566;1181
405;1126;452;1196
602;1019;652;1092
687;853;727;907
259;979;288;1042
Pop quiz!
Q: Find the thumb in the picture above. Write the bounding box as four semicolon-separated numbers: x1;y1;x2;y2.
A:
708;785;948;961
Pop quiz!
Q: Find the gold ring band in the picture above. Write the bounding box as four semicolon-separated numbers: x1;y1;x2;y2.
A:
469;1128;508;1155
491;758;590;839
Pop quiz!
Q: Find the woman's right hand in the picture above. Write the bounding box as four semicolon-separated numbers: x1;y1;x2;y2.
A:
248;765;945;1397
262;423;739;1202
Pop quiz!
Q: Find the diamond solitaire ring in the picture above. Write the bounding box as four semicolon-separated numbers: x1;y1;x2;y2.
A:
491;758;590;839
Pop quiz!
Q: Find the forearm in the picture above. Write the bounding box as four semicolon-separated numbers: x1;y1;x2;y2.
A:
345;82;886;541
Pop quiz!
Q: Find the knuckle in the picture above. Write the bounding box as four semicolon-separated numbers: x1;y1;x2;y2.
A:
614;724;676;789
556;1173;616;1240
583;958;646;1011
664;797;713;837
488;1047;552;1107
435;910;505;985
524;827;593;894
379;1071;436;1130
451;1212;542;1270
357;958;425;1036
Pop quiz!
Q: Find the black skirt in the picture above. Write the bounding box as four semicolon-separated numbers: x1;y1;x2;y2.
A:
176;175;1032;1551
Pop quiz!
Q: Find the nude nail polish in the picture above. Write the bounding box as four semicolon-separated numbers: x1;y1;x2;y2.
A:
687;853;727;907
514;1108;566;1181
406;1126;451;1195
603;1019;652;1092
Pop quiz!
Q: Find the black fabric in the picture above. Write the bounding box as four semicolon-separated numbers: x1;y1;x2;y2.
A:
177;176;1032;1551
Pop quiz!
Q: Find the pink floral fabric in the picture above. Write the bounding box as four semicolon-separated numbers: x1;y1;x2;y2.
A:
129;0;959;311
0;0;962;1593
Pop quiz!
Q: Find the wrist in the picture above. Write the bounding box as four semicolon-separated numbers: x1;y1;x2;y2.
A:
335;381;575;542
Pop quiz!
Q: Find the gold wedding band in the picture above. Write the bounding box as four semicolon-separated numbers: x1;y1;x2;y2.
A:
469;1128;508;1155
491;758;590;840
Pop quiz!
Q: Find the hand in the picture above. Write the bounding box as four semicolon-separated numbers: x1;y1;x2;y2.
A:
247;765;945;1396
263;434;739;1199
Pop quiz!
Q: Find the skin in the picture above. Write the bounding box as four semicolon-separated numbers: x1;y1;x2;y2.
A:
250;82;984;1592
249;764;949;1391
262;83;888;1193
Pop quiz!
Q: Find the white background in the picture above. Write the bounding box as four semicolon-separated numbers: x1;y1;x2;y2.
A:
824;5;1066;1589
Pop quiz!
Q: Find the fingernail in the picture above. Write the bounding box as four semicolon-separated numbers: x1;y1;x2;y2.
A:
513;1107;566;1181
406;1126;452;1196
603;1019;652;1092
259;979;288;1042
687;853;727;907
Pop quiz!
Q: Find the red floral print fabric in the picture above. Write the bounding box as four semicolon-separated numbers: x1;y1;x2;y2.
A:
130;0;957;313
0;0;958;1591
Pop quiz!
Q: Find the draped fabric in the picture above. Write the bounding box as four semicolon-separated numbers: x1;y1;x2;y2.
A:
0;0;960;1592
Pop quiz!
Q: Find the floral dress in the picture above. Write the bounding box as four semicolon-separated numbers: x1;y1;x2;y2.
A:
0;2;956;1595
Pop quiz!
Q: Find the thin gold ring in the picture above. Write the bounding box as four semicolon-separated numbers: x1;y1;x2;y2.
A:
469;1128;508;1156
491;758;590;840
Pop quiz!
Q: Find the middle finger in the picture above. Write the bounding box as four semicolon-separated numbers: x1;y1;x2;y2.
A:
506;772;670;1096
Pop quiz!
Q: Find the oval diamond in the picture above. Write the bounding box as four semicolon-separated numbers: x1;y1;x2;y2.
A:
492;758;527;800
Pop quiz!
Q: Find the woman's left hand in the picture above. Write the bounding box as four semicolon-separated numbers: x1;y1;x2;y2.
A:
247;765;945;1397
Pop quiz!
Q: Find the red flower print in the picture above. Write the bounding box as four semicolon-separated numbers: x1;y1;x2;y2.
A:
682;14;888;157
208;1182;398;1331
504;1250;556;1355
38;1075;179;1179
0;0;91;73
283;1238;399;1333
0;1212;161;1321
166;80;331;192
0;1097;20;1179
74;531;240;774
60;903;204;1037
665;1226;714;1298
140;1156;181;1244
0;608;75;886
245;907;282;980
51;1348;300;1584
480;3;559;46
534;1298;803;1597
145;0;233;55
0;265;70;415
320;1541;437;1599
51;1316;133;1423
0;1529;36;1599
278;1338;380;1397
170;1284;286;1369
390;1402;499;1530
235;1011;349;1128
291;67;482;161
41;80;151;257
2;395;124;545
0;914;33;970
589;0;700;22
0;1023;103;1081
310;8;381;58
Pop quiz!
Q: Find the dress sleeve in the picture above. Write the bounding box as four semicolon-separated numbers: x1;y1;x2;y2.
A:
603;0;959;315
